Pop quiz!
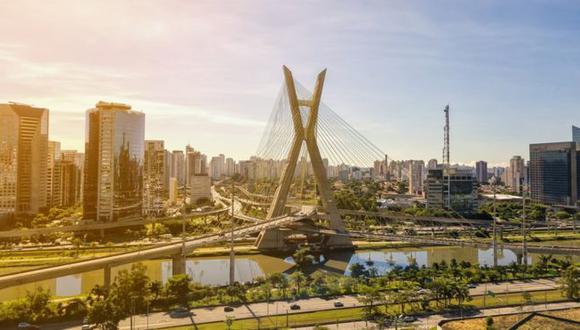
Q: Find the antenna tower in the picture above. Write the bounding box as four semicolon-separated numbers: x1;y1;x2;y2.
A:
443;105;450;165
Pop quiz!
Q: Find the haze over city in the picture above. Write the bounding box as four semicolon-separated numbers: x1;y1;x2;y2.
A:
2;0;580;165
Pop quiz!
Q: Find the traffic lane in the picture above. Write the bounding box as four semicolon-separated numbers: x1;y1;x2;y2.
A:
469;278;558;295
117;295;362;329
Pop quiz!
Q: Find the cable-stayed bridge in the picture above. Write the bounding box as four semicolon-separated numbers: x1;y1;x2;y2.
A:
1;66;579;291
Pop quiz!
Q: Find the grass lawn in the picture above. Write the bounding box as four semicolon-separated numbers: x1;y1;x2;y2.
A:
442;307;580;330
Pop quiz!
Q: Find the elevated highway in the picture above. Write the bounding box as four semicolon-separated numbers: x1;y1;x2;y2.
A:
1;209;579;290
0;208;229;239
0;213;306;290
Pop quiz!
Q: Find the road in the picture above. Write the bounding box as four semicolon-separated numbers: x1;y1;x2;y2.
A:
294;301;580;329
0;208;228;239
56;279;560;330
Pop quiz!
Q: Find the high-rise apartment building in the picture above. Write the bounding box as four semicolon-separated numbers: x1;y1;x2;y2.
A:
507;156;526;193
529;142;578;206
225;157;235;177
60;150;83;207
408;160;424;195
143;140;167;216
475;160;488;183
185;148;205;186
210;155;224;179
47;141;62;208
0;103;49;221
83;101;145;222
427;159;438;170
170;150;185;185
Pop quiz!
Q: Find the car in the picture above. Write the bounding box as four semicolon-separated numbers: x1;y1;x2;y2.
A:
224;306;234;312
467;283;477;289
17;323;40;330
81;317;92;330
169;307;191;318
402;315;417;323
333;301;344;308
290;303;301;310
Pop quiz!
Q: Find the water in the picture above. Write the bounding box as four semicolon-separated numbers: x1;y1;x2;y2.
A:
1;243;577;302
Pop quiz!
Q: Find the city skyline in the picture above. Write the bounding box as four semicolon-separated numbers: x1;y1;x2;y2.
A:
2;1;580;165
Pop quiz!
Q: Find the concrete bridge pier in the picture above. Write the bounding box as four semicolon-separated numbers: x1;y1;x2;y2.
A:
103;264;111;289
172;254;186;276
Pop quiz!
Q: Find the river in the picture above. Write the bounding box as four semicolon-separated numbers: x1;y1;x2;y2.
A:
0;243;578;302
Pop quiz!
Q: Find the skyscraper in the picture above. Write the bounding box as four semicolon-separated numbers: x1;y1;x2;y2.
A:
573;125;580;144
508;156;526;193
209;156;223;179
144;140;167;216
225;157;235;177
185;149;204;186
60;150;83;207
408;160;424;195
47;141;62;208
0;103;49;221
475;160;488;183
530;142;578;206
170;150;185;185
83;101;145;222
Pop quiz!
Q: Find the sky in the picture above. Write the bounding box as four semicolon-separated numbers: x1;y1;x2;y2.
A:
1;1;580;166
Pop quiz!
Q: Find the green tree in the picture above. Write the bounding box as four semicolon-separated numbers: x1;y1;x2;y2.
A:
87;298;124;330
357;285;383;320
292;246;314;269
289;271;306;297
559;265;580;299
166;274;192;306
145;222;169;239
269;273;289;299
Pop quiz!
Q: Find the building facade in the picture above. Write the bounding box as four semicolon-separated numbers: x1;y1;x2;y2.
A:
0;103;49;221
143;140;167;216
189;175;211;205
425;167;478;214
171;150;185;185
507;156;526;193
475;160;488;184
83;101;145;222
529;142;578;206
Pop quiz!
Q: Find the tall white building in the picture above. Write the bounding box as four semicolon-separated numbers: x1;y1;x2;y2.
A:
171;150;185;185
408;160;425;195
508;156;526;193
225;157;235;176
209;156;224;179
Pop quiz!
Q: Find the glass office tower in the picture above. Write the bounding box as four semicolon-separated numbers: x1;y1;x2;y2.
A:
529;142;577;206
83;102;145;221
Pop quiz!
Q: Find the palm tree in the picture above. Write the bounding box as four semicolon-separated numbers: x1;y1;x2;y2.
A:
289;271;306;297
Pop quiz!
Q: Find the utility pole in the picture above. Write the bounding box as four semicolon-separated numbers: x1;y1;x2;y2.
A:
181;184;187;260
229;181;235;286
443;105;451;209
492;177;498;268
522;186;528;278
